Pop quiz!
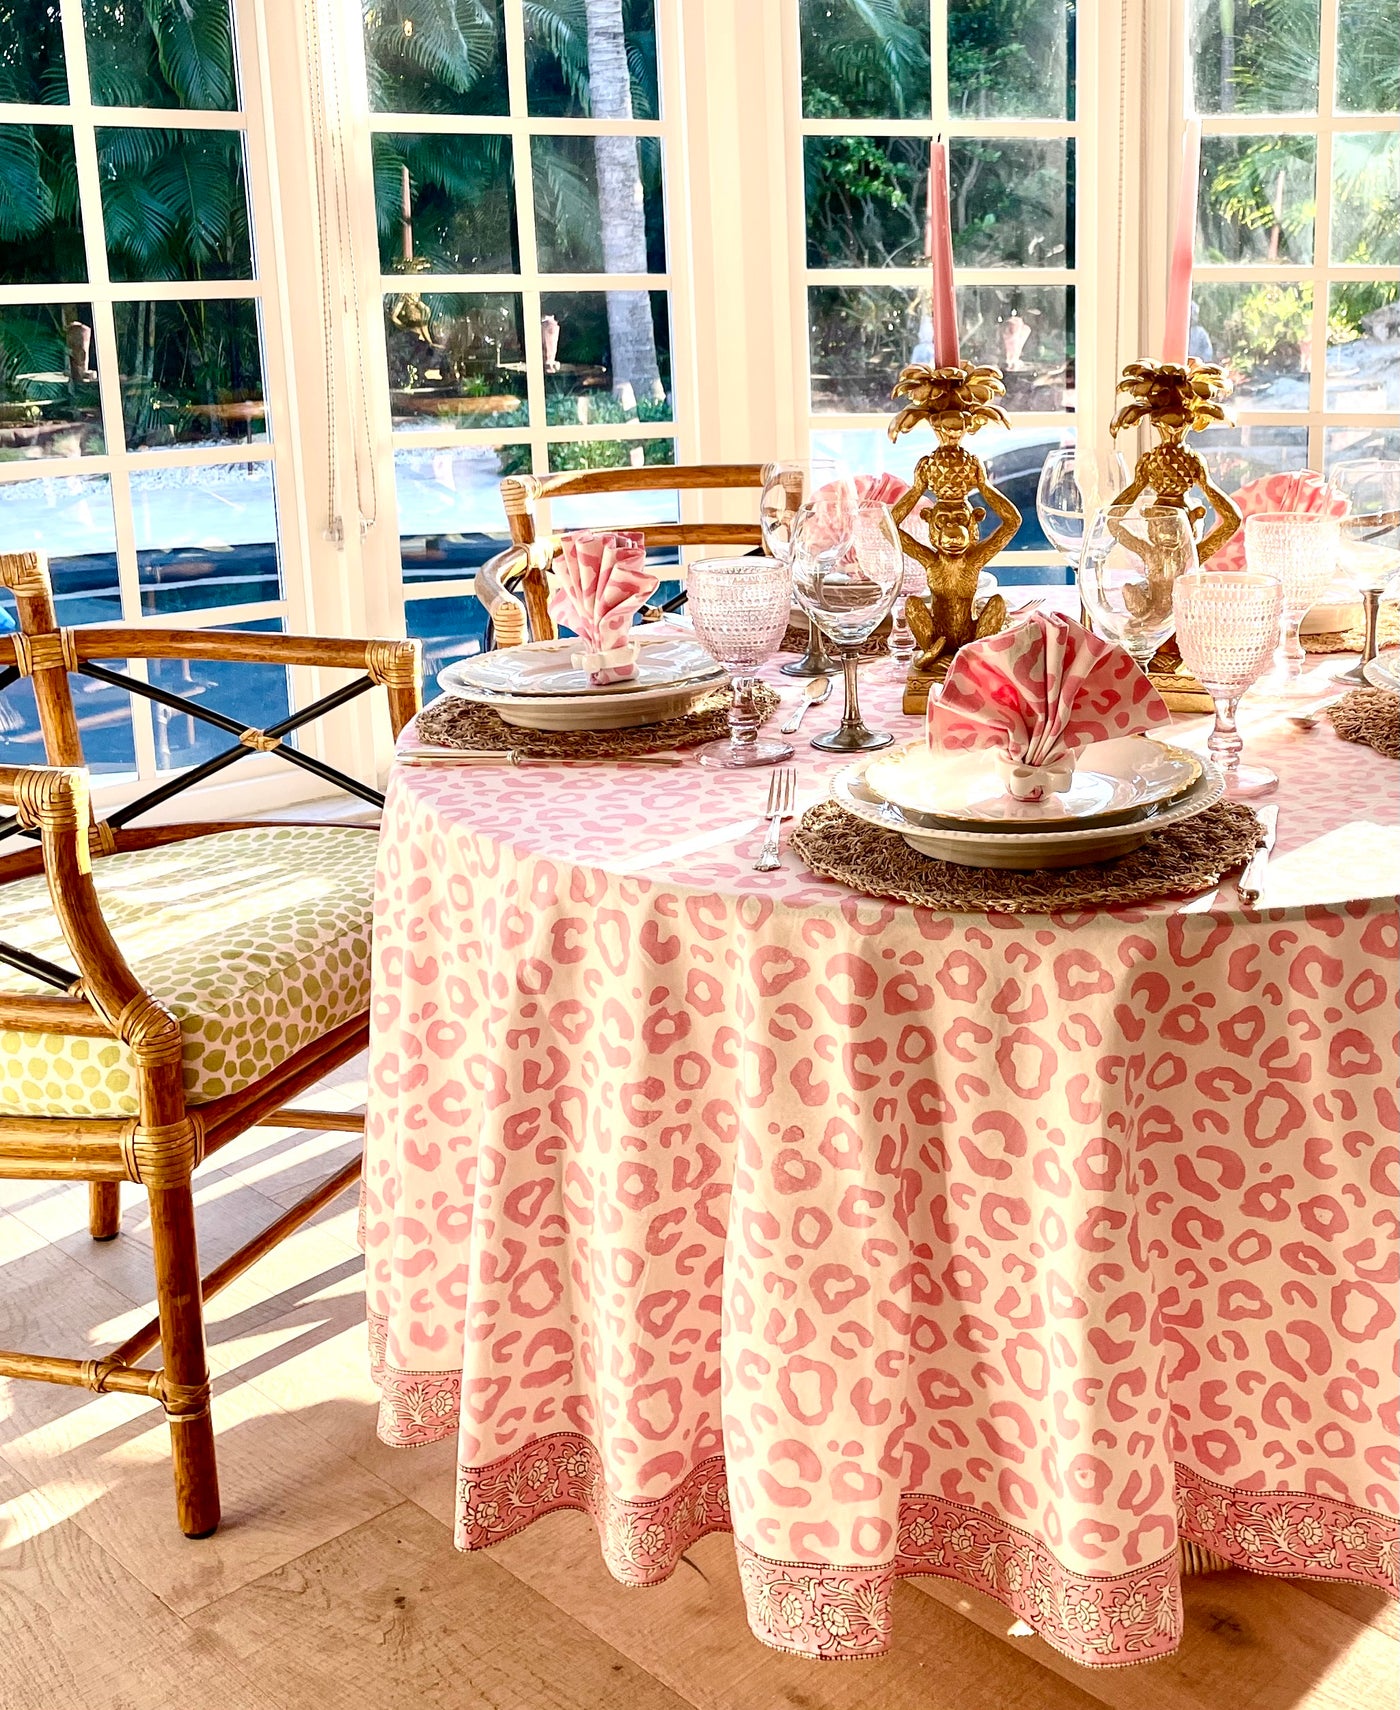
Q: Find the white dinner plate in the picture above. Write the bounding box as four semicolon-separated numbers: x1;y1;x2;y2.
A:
434;676;727;732
441;635;723;699
832;753;1225;870
863;737;1202;832
1363;651;1400;695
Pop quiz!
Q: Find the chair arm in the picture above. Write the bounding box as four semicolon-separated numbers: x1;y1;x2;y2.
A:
69;628;422;737
0;765;169;1053
475;546;537;647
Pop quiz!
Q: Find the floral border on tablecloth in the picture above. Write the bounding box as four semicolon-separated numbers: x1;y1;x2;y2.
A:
367;1316;1400;1670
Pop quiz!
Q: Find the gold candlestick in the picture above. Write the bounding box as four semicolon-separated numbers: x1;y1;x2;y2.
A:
1109;360;1242;562
887;362;1021;714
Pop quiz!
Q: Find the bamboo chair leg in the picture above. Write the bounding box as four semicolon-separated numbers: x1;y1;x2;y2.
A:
89;1181;121;1240
147;1182;220;1538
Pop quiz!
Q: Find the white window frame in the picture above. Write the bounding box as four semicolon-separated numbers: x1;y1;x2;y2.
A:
1142;0;1400;472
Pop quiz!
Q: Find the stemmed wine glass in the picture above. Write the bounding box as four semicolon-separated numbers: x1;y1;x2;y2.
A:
1036;444;1130;605
1078;504;1198;673
791;502;904;752
1331;461;1400;684
759;459;858;678
1244;510;1341;694
1173;570;1283;799
686;556;795;769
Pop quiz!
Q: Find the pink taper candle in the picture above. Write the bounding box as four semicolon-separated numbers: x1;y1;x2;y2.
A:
1162;120;1201;365
928;138;960;369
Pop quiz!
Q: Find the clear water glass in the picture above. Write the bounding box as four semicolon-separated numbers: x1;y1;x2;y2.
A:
1332;462;1400;683
792;503;903;752
759;458;856;679
686;556;795;769
1035;443;1130;571
1244;510;1341;691
1173;570;1284;799
1079;504;1198;671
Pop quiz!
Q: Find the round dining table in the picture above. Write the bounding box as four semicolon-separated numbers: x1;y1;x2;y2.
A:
362;593;1399;1670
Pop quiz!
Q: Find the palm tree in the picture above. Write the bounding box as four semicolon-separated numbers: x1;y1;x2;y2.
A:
582;0;661;403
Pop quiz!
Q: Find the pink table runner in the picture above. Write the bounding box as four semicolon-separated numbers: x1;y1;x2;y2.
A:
363;614;1399;1669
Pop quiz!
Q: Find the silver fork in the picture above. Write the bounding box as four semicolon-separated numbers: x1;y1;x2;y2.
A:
753;766;797;872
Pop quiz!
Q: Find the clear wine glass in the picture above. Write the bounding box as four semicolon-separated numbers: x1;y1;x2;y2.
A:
686;556;795;769
1036;443;1131;588
1331;462;1400;684
1244;510;1342;694
759;459;857;678
791;502;903;752
1079;504;1198;672
1173;570;1283;799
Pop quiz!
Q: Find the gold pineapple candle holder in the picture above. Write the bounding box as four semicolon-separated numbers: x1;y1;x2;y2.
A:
887;362;1021;715
1109;360;1243;562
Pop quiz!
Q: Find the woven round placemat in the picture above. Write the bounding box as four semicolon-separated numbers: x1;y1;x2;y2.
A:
789;799;1263;913
416;682;780;758
1326;686;1400;759
1304;602;1400;655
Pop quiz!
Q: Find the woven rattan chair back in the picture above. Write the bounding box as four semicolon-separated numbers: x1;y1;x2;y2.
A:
474;463;769;645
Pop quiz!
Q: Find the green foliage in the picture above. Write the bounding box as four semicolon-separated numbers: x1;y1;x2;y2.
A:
947;0;1073;119
547;433;673;473
363;0;508;115
1191;0;1319;115
1336;0;1400;113
0;1;67;103
0;124;85;283
98;128;250;282
799;0;930;119
83;0;236;110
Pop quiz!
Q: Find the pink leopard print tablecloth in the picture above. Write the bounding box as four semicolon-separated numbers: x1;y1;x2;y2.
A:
363;618;1399;1670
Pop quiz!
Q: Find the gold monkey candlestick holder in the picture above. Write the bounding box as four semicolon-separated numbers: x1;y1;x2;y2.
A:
887;362;1021;715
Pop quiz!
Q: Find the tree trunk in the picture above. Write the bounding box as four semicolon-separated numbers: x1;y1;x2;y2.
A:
584;0;662;405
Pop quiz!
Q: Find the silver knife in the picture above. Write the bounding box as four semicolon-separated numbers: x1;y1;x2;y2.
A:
1237;805;1279;905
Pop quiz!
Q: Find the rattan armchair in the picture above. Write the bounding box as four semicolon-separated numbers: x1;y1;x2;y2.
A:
0;550;419;1538
474;463;769;645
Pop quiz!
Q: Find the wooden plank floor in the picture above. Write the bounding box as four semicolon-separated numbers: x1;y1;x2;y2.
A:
0;1063;1395;1710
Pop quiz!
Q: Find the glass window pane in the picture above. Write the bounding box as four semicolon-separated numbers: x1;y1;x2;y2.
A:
1327;282;1400;412
799;0;930;120
526;0;658;119
540;289;671;422
406;591;490;688
374;134;517;274
805;136;928;269
952;139;1073;268
362;0;508;117
0;304;104;459
97;128;253;282
949;0;1073;120
1326;426;1400;472
532;135;665;274
148;620;290;773
395;440;524;589
1198;134;1315;265
809;284;917;412
0;1;68;103
959;286;1073;412
0;474;133;773
130;459;281;615
1197;425;1310;490
1337;0;1399;113
1331;132;1399;266
1194;282;1312;411
809;284;1073;413
114;298;265;451
546;438;677;531
1191;0;1319;115
385;291;527;431
0;126;86;284
82;0;237;111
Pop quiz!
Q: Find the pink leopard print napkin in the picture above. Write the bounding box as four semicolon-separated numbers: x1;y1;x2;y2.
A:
548;530;658;686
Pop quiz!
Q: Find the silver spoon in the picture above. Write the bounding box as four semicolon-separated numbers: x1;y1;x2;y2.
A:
780;674;832;734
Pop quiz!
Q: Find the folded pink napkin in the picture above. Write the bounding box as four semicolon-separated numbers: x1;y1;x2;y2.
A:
927;611;1171;799
1210;470;1348;571
854;473;910;506
548;530;658;685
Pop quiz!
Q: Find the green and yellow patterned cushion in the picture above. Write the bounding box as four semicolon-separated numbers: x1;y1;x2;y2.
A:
0;825;378;1119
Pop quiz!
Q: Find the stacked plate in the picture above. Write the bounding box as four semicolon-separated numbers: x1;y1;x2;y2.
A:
438;635;726;731
1363;651;1400;694
834;736;1224;870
